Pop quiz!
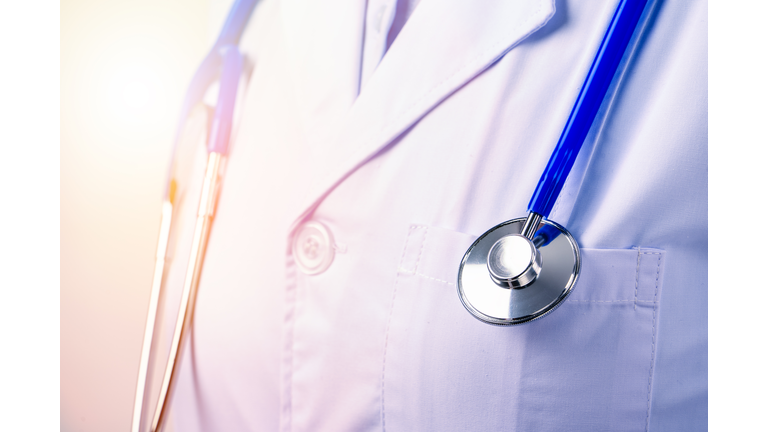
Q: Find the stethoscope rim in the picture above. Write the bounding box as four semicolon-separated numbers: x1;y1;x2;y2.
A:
457;217;580;326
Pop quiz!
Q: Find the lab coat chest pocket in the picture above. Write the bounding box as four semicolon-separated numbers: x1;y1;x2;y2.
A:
383;225;665;432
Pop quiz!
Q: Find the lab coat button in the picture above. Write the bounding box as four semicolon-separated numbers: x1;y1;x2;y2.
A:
292;221;335;275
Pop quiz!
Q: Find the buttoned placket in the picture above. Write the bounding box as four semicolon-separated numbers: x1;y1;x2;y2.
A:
278;1;560;431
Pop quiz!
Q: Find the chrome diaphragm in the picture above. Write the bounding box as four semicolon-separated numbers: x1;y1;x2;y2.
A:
457;217;580;326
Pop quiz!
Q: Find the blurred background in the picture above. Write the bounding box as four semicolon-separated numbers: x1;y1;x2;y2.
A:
61;1;230;430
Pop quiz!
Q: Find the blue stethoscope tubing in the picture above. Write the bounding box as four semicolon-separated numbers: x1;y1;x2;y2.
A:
529;0;649;218
131;0;650;429
457;0;650;326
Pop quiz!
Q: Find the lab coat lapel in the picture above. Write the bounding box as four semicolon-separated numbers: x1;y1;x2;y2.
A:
278;0;366;149
290;0;556;226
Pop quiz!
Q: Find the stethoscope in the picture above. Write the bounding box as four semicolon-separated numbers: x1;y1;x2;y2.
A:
131;0;649;430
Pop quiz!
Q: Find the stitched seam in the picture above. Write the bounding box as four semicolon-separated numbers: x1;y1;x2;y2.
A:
397;269;455;285
398;225;419;272
645;253;661;432
636;251;662;305
381;275;399;432
414;226;428;276
280;252;297;432
634;249;641;310
383;226;424;432
566;299;656;303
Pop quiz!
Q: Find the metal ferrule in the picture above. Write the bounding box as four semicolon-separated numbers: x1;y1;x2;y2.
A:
520;212;543;239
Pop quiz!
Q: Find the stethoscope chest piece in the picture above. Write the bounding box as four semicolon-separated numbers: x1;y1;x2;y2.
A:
457;217;580;326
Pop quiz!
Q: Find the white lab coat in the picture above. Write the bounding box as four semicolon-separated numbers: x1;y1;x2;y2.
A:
151;0;707;430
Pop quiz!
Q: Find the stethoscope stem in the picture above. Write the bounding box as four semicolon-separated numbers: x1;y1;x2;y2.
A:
131;202;173;432
150;152;223;432
130;2;258;429
519;212;543;240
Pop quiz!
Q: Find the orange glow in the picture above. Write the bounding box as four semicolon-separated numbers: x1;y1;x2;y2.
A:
61;1;215;431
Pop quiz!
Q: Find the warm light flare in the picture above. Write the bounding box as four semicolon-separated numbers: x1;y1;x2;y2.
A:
104;61;169;125
69;27;198;136
62;2;212;431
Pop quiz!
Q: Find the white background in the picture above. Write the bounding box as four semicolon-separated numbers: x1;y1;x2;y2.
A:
0;0;762;431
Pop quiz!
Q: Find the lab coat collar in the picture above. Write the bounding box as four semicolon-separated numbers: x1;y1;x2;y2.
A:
284;0;556;228
277;0;367;149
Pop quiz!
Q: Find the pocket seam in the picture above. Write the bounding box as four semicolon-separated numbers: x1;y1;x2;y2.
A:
644;252;661;431
567;299;656;303
397;225;457;285
386;225;667;430
383;225;427;432
635;251;662;309
397;270;455;286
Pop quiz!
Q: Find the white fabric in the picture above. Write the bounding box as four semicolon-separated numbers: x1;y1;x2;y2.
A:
360;0;422;90
155;0;707;430
360;0;396;89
